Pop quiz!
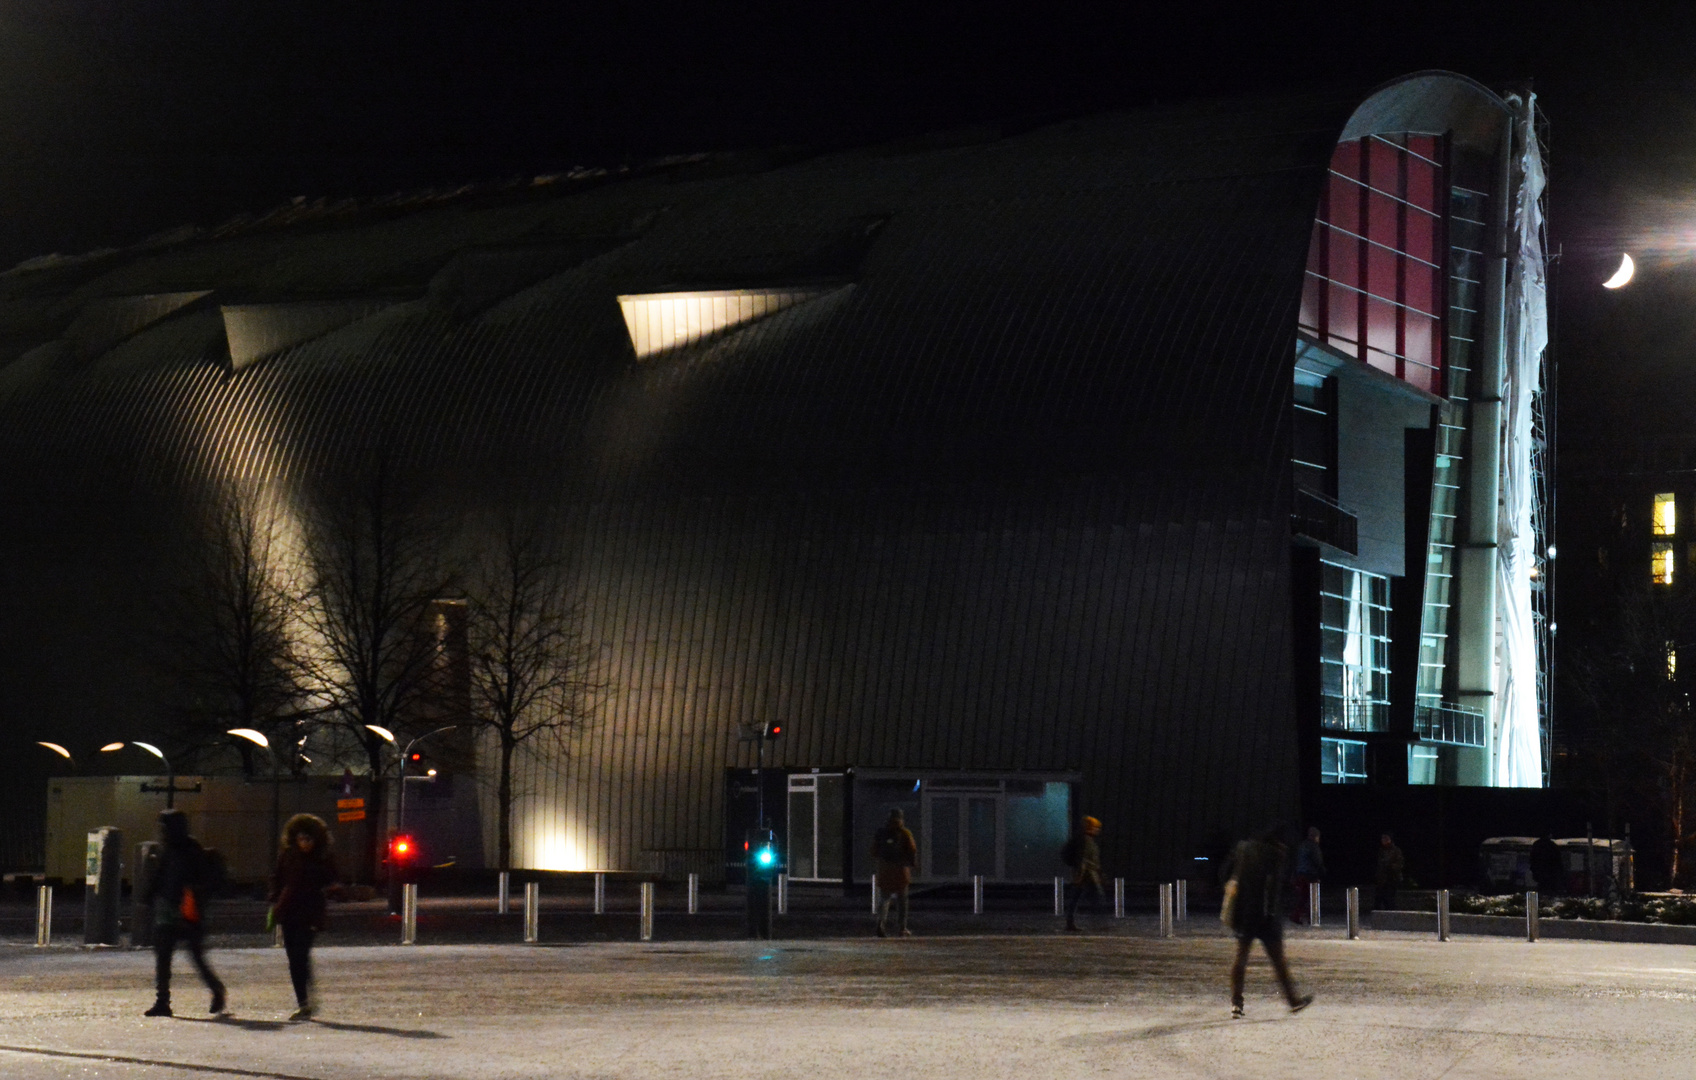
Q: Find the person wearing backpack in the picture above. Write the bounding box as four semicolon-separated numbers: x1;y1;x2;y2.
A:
1222;825;1312;1019
871;808;918;937
141;809;227;1018
1062;816;1104;932
269;814;339;1020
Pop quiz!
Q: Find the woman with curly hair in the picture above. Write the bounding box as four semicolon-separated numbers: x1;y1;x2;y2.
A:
268;813;338;1020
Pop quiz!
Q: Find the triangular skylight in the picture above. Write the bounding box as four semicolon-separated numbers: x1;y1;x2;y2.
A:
221;300;397;372
65;292;211;358
616;288;835;360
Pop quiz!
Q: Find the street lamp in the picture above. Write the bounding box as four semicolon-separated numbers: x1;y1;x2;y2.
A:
100;741;179;808
228;728;282;855
365;724;459;833
35;742;76;770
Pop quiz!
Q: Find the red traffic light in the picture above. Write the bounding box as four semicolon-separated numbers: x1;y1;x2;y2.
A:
764;723;783;740
390;834;415;860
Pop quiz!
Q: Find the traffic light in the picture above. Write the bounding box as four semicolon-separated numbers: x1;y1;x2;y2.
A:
763;722;783;741
388;833;421;884
744;826;779;939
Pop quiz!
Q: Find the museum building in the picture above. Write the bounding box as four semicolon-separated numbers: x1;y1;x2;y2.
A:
0;70;1552;885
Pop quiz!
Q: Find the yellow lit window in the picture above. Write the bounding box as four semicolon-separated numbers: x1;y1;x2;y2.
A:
1653;541;1676;585
1655;493;1677;536
1669;642;1679;680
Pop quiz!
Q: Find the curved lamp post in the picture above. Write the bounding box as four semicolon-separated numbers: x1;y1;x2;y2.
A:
365;724;460;833
100;741;178;808
228;728;282;854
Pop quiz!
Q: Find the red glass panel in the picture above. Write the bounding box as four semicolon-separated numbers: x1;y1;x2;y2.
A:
1328;173;1360;235
1299;278;1321;336
1365;297;1400;359
1366;244;1399;303
1406;158;1438;216
1366;191;1401;249
1326;282;1358;353
1403;260;1437;317
1403;311;1437;374
1405;207;1436;267
1327;227;1360;289
1363;346;1398;379
1367;138;1404;199
1407;134;1440;163
1331;140;1362;181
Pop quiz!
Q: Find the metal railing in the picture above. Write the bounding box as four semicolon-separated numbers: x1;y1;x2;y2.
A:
1292;487;1359;554
1414;702;1487;747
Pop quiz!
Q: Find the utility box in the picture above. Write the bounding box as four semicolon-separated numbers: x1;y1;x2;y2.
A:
83;827;123;945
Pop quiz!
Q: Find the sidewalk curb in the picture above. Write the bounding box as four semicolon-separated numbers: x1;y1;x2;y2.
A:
1371;909;1696;945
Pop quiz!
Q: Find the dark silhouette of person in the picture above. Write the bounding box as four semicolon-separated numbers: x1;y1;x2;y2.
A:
1224;826;1313;1018
1529;834;1563;896
1374;833;1405;912
140;809;226;1017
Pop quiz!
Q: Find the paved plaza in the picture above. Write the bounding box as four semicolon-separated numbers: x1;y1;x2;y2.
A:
2;929;1694;1079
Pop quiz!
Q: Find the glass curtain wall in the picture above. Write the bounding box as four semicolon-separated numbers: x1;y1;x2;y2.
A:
1319;560;1391;784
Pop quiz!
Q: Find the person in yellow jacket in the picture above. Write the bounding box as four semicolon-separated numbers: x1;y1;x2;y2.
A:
1063;816;1104;932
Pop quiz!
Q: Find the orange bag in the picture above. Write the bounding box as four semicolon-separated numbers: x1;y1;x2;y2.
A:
179;886;199;923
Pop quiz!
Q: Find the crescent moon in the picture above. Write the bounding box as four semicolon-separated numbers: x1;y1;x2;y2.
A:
1602;253;1635;289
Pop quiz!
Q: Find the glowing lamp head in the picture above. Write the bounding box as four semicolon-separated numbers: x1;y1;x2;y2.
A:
754;846;777;868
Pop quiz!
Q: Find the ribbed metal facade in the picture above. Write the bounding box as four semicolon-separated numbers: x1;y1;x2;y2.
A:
0;93;1360;878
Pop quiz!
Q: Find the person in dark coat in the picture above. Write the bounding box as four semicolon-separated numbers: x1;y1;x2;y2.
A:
871;808;918;937
269;813;339;1020
1224;826;1313;1018
1063;816;1104;932
1529;834;1563;896
1374;833;1406;911
140;809;226;1017
1289;826;1324;924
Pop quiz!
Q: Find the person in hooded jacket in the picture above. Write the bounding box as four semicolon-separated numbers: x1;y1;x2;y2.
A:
269;813;339;1020
141;809;226;1017
1223;825;1313;1019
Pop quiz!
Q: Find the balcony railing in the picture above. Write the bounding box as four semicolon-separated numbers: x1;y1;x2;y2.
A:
1292;487;1358;555
1414;702;1487;748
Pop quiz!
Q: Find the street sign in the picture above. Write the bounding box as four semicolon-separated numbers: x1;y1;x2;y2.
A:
337;798;365;810
338;809;366;823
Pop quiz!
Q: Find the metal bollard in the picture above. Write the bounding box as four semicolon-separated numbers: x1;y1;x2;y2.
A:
1308;881;1321;927
594;872;606;915
35;884;51;947
972;874;984;914
1176;879;1188;922
1158;883;1174;937
871;880;881;915
1436;888;1451;941
1054;876;1065;917
640;882;655;942
688;872;699;915
401;883;418;945
1113;877;1125;919
1346;886;1360;940
777;873;789;915
1526;890;1539;942
524;881;540;943
498;871;510;914
274;924;283;948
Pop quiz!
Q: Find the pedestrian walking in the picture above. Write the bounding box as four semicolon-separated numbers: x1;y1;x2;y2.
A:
1222;826;1312;1018
1062;816;1105;932
269;813;339;1021
871;809;918;937
1529;833;1563;896
141;809;227;1018
1288;826;1324;923
1374;832;1405;912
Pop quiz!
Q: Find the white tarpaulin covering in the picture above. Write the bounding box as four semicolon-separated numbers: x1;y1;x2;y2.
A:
1494;93;1548;787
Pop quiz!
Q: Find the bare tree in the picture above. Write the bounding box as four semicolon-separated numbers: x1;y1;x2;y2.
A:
1566;581;1696;887
293;460;457;877
465;512;603;871
162;482;301;774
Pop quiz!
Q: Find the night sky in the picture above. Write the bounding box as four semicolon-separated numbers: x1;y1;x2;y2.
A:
0;3;1692;433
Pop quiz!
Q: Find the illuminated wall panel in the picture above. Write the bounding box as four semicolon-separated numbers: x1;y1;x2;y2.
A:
1300;133;1446;395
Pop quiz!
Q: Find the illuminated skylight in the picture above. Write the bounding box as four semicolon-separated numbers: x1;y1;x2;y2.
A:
616;288;834;359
